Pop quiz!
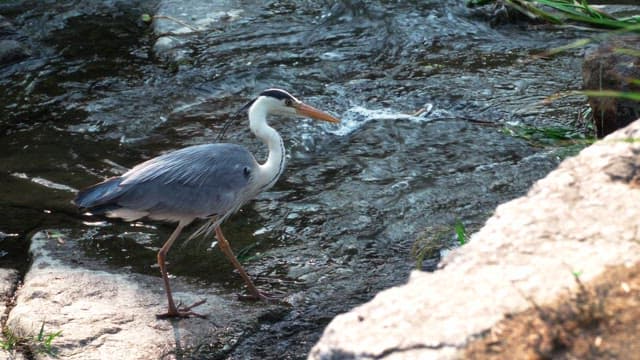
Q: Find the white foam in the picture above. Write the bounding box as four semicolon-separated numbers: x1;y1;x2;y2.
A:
11;172;78;192
326;104;444;136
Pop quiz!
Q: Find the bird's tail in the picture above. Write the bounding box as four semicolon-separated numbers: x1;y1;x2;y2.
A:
74;177;123;214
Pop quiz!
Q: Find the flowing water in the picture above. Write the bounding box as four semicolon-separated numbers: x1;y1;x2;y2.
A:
0;0;588;358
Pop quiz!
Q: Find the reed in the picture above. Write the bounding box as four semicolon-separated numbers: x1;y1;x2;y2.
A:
467;0;640;30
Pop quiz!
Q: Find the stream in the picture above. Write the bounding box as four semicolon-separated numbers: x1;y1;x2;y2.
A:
0;0;589;358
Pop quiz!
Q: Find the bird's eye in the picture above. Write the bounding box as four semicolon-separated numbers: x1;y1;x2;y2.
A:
284;98;293;106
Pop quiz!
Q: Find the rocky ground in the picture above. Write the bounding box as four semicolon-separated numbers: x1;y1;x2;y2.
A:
465;262;640;359
310;119;640;359
1;232;288;360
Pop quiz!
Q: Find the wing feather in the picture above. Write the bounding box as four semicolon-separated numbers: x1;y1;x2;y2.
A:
114;143;258;220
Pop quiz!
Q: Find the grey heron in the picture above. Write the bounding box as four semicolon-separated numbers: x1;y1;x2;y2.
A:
74;88;340;318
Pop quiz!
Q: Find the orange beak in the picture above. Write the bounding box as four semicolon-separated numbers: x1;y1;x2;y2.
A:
294;102;340;123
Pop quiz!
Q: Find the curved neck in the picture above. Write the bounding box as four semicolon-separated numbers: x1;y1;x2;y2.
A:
249;100;286;190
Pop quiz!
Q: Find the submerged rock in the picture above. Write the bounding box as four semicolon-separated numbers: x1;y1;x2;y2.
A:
152;0;243;61
583;35;640;138
0;15;29;65
0;39;29;65
309;118;640;359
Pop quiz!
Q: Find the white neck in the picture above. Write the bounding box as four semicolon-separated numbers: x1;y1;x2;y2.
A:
249;98;286;191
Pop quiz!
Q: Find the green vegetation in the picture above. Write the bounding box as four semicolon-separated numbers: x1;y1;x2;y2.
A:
454;219;469;246
467;1;639;146
501;123;595;149
0;329;18;352
580;90;640;102
0;322;62;357
573;269;584;277
467;0;640;30
237;242;261;262
412;220;471;269
36;322;62;356
412;231;440;270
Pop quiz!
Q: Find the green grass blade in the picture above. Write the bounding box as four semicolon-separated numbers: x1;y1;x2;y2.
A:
536;0;615;20
545;38;592;57
564;13;636;29
454;220;468;246
37;322;45;342
505;0;640;30
580;90;640;102
615;48;640;57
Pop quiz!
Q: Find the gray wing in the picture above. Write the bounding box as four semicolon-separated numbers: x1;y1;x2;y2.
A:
116;143;258;220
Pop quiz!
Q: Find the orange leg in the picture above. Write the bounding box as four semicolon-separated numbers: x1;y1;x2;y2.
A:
215;226;276;301
156;222;206;319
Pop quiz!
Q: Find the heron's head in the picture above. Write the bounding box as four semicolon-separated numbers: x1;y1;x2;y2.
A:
242;88;340;123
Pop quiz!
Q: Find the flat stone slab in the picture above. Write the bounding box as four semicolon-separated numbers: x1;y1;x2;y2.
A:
309;119;640;359
6;231;277;359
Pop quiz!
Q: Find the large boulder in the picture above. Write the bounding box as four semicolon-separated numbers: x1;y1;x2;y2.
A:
309;118;640;359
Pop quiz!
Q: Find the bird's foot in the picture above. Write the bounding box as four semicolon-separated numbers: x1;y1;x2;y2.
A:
156;299;207;319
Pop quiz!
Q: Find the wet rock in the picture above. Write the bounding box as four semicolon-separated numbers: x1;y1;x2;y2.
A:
152;0;243;61
0;39;29;65
0;14;29;65
583;35;640;138
309;118;640;359
0;14;17;37
6;231;278;359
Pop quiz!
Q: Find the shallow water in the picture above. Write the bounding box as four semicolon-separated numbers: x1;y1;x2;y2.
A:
0;0;588;357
